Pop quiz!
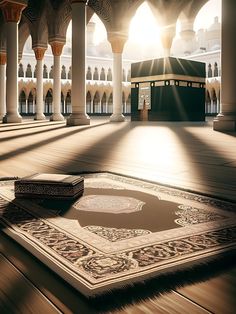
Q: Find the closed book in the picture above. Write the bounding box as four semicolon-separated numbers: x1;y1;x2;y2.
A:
15;173;84;199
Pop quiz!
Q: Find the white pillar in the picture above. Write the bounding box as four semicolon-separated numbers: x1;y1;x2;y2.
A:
67;0;90;126
33;47;46;120
1;1;27;123
50;41;64;121
110;52;125;121
213;0;236;131
160;26;176;57
0;52;6;120
108;33;127;122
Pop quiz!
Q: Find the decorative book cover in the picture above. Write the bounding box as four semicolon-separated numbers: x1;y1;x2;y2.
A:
15;173;84;199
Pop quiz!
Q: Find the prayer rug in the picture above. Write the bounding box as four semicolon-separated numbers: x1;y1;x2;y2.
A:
0;173;235;297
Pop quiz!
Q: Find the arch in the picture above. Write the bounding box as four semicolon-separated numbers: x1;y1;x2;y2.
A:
208;63;212;78
100;67;106;81
107;68;112;81
61;92;65;113
18;63;24;77
211;88;217;114
45;89;53;114
93;67;99;80
28;91;34;114
214;62;218;77
101;92;107;113
43;64;48;78
86;67;92;80
49;65;54;79
65;90;72;113
108;93;113;113
25;63;32;78
86;91;92;113
93;91;100;113
68;66;72;79
205;89;211;114
126;93;131;113
61;65;66;79
19;90;27;114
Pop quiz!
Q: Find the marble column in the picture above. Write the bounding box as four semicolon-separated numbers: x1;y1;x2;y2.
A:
179;18;195;55
0;0;27;123
33;47;46;120
50;41;64;121
67;0;90;126
160;25;176;57
108;33;127;122
213;0;236;131
0;52;6;120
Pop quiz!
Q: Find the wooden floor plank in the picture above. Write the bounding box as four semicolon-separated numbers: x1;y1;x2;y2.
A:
0;253;61;314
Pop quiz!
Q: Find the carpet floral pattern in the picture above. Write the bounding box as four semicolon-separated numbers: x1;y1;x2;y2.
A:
0;173;235;296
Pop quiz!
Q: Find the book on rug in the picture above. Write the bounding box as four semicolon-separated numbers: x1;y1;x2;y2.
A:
14;173;84;199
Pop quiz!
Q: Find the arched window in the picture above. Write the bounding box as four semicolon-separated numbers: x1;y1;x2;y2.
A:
43;64;48;78
127;69;131;82
208;63;212;78
107;68;112;81
122;69;126;82
93;67;99;80
49;66;54;79
93;91;100;113
68;66;72;79
26;64;32;78
61;65;66;79
86;91;92;113
86;67;92;80
18;63;24;77
65;91;71;113
108;93;113;113
28;91;34;114
45;89;53;114
100;67;105;81
101;92;106;113
214;62;218;77
19;90;26;113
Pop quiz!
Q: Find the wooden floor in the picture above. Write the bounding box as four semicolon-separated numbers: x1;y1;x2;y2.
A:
0;116;236;313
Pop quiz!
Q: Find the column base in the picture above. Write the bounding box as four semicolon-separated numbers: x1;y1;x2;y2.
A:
213;119;236;131
0;114;5;121
2;113;22;123
50;113;64;121
110;113;125;122
67;113;90;126
34;113;46;121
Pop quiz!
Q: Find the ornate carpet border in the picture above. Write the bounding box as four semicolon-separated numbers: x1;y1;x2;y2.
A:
0;173;236;296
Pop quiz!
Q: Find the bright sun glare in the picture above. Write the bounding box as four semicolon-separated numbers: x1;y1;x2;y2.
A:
66;0;221;47
128;2;161;45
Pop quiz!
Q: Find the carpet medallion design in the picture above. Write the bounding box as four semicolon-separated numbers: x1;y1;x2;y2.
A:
0;173;235;296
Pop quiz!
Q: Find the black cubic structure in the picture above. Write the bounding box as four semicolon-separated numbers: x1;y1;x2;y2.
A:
131;57;206;121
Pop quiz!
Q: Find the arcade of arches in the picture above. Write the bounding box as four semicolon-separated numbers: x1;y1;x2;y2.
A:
0;0;236;131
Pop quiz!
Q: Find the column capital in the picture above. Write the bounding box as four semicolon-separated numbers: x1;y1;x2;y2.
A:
33;47;47;60
0;0;27;23
50;41;64;57
107;32;128;54
0;52;6;65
